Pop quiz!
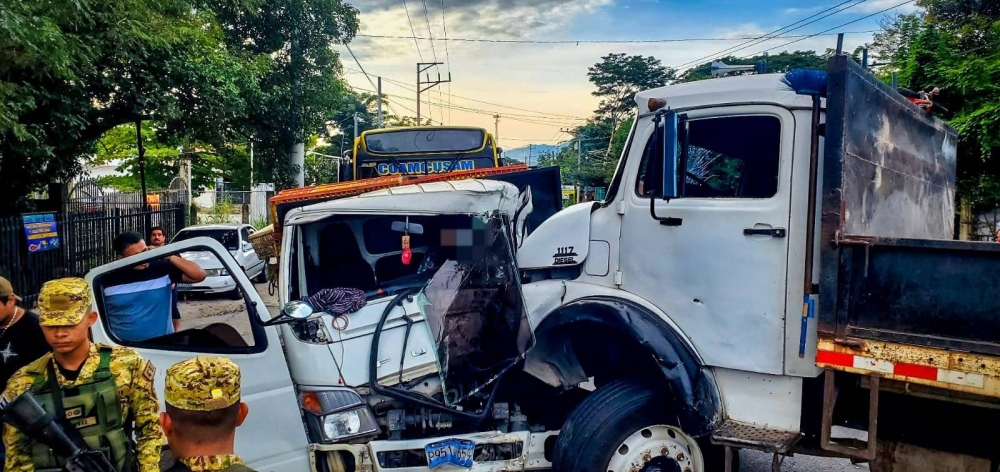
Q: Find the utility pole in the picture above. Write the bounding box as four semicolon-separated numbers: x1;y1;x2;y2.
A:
353;112;360;143
249;139;254;187
417;62;450;123
377;77;384;128
493;114;500;142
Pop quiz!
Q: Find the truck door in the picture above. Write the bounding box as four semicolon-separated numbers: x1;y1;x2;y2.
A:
619;105;795;374
87;238;310;472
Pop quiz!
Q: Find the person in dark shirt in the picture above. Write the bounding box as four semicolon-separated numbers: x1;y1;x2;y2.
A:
149;226;183;332
0;277;49;388
0;277;50;467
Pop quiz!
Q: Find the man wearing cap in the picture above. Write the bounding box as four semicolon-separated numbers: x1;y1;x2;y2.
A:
0;277;50;470
1;278;164;472
158;357;255;472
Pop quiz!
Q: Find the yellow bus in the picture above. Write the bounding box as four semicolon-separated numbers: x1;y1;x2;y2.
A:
342;126;505;181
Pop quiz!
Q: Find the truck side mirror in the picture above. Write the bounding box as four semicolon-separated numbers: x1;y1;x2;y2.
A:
652;109;682;200
649;110;686;226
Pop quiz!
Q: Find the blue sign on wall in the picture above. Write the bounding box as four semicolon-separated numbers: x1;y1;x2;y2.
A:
23;213;60;253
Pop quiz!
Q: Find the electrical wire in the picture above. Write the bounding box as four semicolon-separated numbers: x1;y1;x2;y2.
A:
401;0;425;62
672;0;867;70
351;84;579;127
343;43;405;121
746;0;917;58
440;0;452;125
344;67;587;120
355;30;880;45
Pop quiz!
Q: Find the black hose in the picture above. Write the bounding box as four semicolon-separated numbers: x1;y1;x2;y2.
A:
368;288;502;423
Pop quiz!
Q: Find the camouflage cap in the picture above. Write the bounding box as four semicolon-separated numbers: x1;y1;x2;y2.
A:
0;277;20;301
37;278;92;326
165;357;242;411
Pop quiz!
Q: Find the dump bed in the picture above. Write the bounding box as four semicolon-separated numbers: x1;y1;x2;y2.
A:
815;56;1000;396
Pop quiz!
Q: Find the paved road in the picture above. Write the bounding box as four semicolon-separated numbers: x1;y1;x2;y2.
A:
742;450;869;472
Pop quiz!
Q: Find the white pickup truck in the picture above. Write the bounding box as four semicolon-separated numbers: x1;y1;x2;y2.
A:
85;53;1000;472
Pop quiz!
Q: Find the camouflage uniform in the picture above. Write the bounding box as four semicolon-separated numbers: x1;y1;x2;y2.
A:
1;278;164;472
161;357;255;472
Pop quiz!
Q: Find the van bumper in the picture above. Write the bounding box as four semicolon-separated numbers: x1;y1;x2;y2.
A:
308;430;558;472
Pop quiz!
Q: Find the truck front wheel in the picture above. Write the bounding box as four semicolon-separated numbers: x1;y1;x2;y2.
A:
553;378;731;472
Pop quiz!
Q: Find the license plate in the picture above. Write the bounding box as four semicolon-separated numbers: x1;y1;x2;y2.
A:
425;438;475;468
176;284;192;290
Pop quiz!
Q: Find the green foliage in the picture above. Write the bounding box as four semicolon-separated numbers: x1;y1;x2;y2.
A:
872;1;1000;211
0;0;361;215
675;50;830;83
588;53;674;128
200;202;239;225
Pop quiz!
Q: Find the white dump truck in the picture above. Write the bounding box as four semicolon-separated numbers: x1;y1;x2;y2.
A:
80;52;1000;472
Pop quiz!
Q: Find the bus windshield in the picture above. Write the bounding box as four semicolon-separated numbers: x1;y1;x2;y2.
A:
364;129;485;155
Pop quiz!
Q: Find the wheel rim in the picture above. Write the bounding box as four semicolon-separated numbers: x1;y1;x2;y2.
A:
606;424;703;472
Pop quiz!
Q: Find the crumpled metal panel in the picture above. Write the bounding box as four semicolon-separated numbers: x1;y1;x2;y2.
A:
822;55;958;242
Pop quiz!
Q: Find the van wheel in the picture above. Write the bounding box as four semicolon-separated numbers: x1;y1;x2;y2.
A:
553;378;733;472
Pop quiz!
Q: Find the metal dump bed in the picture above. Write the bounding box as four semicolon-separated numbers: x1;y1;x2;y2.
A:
815;56;1000;357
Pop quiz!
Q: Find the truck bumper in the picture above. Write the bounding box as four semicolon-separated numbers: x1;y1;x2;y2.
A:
308;430;558;472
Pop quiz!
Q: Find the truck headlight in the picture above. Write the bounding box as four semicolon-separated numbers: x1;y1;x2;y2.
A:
301;389;379;442
321;408;378;442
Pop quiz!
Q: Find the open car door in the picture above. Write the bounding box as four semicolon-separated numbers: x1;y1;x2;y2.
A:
86;237;309;472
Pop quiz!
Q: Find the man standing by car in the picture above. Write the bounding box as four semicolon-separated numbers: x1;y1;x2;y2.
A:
1;278;164;472
104;231;205;342
0;277;50;470
148;227;182;332
158;357;256;472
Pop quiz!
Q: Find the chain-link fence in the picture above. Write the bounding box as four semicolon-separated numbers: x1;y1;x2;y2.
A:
194;189;274;228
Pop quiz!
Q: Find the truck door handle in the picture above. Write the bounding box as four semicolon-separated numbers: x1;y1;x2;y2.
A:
743;228;786;238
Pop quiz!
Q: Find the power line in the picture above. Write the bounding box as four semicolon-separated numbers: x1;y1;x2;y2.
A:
746;0;917;58
344;67;587;120
440;0;451;125
421;0;439;62
355;30;880;45
342;43;404;120
401;0;425;61
673;0;867;70
351;85;580;127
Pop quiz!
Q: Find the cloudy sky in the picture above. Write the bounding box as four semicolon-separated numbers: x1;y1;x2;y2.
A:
336;0;919;148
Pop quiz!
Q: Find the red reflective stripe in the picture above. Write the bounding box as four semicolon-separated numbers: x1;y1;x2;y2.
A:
816;350;854;367
893;362;939;381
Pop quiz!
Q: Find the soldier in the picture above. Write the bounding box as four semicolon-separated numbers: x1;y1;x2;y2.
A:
158;357;253;472
1;278;163;472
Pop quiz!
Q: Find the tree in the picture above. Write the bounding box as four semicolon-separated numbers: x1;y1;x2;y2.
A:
675;50;829;83
588;53;674;130
0;0;255;214
871;0;1000;228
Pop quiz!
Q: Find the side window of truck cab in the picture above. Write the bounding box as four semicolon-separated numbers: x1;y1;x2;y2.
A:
635;114;781;199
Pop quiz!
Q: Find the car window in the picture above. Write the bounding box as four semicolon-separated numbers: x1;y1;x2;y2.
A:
175;229;240;251
240;227;251;242
93;245;265;353
635;115;781;199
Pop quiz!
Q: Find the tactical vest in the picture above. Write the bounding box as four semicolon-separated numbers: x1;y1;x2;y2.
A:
25;347;133;472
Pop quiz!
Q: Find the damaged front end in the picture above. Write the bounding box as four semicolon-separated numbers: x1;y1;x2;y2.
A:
276;192;551;469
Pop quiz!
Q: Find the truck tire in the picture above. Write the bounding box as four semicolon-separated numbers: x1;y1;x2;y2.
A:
553;378;733;472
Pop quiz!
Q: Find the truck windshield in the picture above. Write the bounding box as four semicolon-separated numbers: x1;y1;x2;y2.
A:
414;214;533;402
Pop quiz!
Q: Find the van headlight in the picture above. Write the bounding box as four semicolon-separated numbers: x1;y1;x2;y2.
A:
300;389;379;442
